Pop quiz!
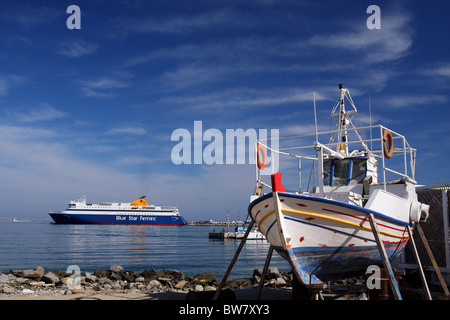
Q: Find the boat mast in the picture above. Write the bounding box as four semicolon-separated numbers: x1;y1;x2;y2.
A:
330;84;357;155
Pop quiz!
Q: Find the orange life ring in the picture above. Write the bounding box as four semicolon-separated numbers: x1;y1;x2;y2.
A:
383;129;394;159
257;144;267;170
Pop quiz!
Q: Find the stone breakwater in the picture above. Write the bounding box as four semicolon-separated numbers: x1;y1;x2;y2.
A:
0;265;292;296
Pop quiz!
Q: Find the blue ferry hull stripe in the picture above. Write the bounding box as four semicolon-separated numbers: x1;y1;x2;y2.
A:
49;212;186;225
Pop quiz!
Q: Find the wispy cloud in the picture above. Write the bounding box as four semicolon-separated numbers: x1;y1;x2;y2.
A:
421;62;450;78
5;5;59;28
159;86;329;114
119;8;244;35
0;74;26;96
56;39;98;58
306;11;414;64
114;156;154;166
3;103;66;123
107;127;147;135
384;94;447;108
14;104;66;123
79;76;129;98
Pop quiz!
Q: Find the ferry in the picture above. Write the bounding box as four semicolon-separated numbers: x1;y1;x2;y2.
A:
49;196;186;225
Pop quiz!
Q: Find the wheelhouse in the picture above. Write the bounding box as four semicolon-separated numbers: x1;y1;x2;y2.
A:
323;157;368;187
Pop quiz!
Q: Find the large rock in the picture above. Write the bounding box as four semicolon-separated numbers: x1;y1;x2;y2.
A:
146;279;162;290
175;280;188;289
10;266;45;281
141;269;156;280
123;271;135;283
194;272;216;285
42;272;60;284
109;265;124;273
0;274;9;283
94;269;109;278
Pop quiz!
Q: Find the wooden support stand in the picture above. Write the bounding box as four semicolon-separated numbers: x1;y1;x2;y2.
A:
366;268;405;300
292;274;326;300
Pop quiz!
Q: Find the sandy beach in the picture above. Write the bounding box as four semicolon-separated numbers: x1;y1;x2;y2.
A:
0;286;293;300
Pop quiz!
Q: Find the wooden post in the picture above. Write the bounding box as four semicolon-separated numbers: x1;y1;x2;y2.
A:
416;223;449;299
407;225;432;300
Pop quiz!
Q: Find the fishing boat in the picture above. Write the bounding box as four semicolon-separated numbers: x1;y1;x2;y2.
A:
49;196;186;225
248;84;430;285
235;226;266;240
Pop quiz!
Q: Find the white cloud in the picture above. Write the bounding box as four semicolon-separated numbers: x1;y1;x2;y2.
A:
306;11;413;64
0;74;26;96
107;127;147;135
83;78;128;89
421;62;450;78
56;39;98;58
159;86;329;112
6;5;58;28
120;8;245;35
11;103;66;123
79;77;129;98
384;95;447;108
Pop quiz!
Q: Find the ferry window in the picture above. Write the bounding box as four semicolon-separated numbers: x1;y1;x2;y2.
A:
351;159;367;184
323;160;332;186
332;159;349;186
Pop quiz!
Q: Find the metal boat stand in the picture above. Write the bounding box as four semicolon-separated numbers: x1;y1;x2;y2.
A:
406;224;432;300
213;219;286;300
367;213;403;300
368;213;440;300
213;219;256;300
213;219;325;300
255;245;274;300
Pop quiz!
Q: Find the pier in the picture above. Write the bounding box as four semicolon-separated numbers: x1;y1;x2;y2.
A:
186;220;245;226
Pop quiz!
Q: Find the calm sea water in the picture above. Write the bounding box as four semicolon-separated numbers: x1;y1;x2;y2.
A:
0;219;289;280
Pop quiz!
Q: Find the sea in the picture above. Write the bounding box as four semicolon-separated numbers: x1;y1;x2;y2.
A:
0;219;290;280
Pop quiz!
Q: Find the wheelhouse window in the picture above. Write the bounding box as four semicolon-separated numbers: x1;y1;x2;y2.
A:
323;157;367;187
333;159;350;186
350;158;367;184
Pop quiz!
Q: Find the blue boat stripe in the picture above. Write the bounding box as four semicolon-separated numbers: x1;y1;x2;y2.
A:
265;219;277;236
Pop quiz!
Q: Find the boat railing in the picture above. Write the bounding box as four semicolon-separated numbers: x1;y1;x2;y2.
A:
160;206;178;211
255;124;417;194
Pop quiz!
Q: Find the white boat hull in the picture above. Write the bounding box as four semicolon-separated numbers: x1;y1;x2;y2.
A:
235;230;266;240
248;192;410;284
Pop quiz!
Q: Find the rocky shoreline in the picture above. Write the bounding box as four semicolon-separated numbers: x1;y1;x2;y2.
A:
0;265;292;297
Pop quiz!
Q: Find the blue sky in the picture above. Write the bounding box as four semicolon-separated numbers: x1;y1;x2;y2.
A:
0;0;449;220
